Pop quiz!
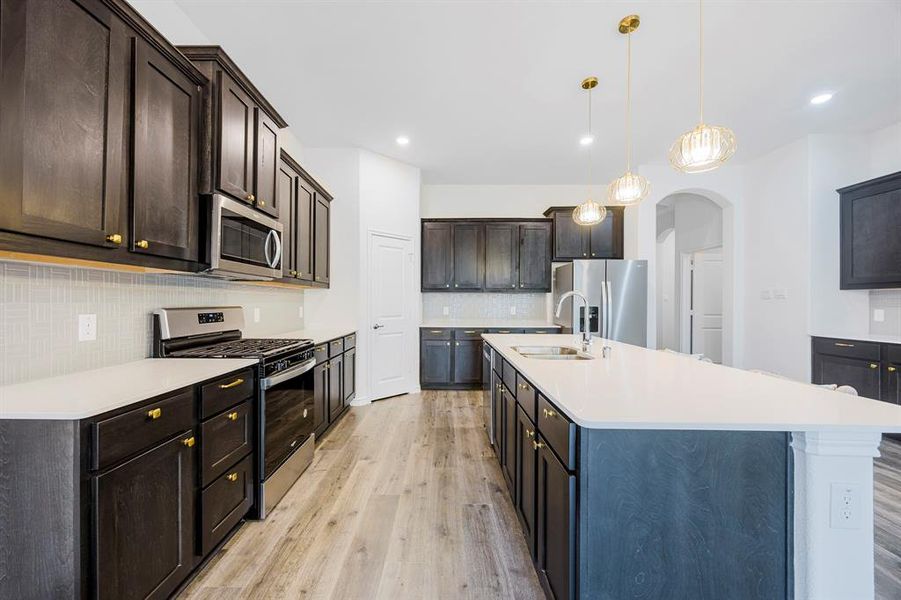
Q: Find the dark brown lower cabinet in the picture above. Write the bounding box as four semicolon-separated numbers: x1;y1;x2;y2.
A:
94;431;196;600
515;406;537;557
313;361;329;438
328;354;344;421
453;339;483;384
811;337;885;401
343;347;356;407
200;454;253;555
536;435;576;600
502;384;516;496
491;370;502;457
421;338;453;386
886;344;901;404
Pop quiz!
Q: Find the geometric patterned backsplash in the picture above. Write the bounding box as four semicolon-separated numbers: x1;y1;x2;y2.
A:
0;261;305;386
421;292;550;321
870;290;901;338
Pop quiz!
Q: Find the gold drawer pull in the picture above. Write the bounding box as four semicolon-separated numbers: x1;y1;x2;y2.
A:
106;233;122;244
226;472;239;482
247;193;255;202
182;436;195;448
316;345;326;352
543;408;557;419
258;199;265;207
888;366;897;373
526;429;535;438
289;270;297;276
455;342;460;346
870;363;879;369
532;440;545;450
219;378;245;390
834;342;855;348
227;411;239;421
519;383;529;390
498;330;511;334
464;330;477;334
136;240;149;249
146;408;162;420
430;330;443;334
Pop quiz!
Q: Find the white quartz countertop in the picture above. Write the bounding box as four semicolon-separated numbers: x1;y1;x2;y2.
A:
483;334;901;432
810;331;901;346
0;358;258;420
421;319;560;329
271;326;356;346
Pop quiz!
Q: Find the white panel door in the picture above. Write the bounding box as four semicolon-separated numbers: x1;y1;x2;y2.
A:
691;248;724;363
369;232;415;401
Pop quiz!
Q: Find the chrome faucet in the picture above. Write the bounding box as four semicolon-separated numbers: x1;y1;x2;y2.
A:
555;291;593;352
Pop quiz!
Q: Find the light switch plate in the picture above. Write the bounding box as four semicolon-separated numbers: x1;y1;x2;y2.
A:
298;306;304;319
874;309;885;323
442;306;449;316
760;289;772;300
510;305;517;316
78;314;97;342
253;307;261;323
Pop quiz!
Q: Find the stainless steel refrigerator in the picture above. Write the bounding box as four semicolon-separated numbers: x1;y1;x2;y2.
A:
552;260;648;347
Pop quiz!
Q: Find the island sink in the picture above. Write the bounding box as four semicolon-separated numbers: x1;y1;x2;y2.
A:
511;345;594;360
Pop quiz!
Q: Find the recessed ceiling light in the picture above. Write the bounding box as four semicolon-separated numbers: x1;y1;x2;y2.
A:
579;135;594;146
810;92;834;105
396;136;410;146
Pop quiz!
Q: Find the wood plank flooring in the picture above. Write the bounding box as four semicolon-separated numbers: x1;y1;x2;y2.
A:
875;438;901;600
179;391;544;600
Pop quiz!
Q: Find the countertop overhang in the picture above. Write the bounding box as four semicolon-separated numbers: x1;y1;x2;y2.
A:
484;333;901;432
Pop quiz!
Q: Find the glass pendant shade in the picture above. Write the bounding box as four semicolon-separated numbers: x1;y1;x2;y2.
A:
608;170;650;206
572;200;607;226
668;122;736;173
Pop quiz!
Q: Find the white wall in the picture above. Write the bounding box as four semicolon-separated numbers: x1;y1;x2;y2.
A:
656;229;676;350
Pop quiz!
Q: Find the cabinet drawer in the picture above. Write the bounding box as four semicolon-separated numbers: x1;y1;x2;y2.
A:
527;328;558;335
516;374;537;422
314;343;329;364
200;369;254;419
328;337;344;357
886;344;901;365
201;401;253;486
493;347;503;374
421;328;452;340
537;394;576;471
813;337;881;361
502;359;517;396
343;333;356;350
455;328;484;340
487;328;524;334
200;454;253;555
93;389;194;470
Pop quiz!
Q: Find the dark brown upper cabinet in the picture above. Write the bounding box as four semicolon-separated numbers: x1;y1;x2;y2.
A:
178;46;288;218
131;38;201;262
838;171;901;289
544;206;624;261
277;150;330;287
0;0;207;273
421;219;552;292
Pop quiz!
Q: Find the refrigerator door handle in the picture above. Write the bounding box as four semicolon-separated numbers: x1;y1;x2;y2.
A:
605;280;613;339
600;278;608;338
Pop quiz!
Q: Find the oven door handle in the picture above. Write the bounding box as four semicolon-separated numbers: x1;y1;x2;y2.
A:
260;358;317;390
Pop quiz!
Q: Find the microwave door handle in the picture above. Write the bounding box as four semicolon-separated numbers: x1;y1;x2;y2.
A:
263;230;274;268
260;357;317;390
270;230;283;269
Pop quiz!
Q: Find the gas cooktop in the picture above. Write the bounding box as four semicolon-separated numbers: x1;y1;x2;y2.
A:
166;337;311;359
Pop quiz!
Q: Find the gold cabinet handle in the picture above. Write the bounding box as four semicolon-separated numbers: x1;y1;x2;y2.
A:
182;436;195;448
289;270;297;276
106;233;122;245
870;363;879;369
464;330;477;334
889;366;897;373
834;342;855;348
258;199;265;207
543;408;556;419
247;193;255;202
430;330;443;334
219;378;245;389
136;240;149;249
498;330;511;334
296;272;302;278
532;440;545;450
526;429;535;438
226;472;239;482
227;411;239;421
455;342;460;346
146;408;162;420
316;345;326;353
446;342;451;346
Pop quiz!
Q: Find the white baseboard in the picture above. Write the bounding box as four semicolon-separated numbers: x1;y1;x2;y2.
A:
349;395;370;407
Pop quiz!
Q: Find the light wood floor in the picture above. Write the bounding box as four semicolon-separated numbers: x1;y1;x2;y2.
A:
179;391;544;600
875;438;901;600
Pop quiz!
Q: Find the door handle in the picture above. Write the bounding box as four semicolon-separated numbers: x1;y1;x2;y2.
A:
373;324;384;329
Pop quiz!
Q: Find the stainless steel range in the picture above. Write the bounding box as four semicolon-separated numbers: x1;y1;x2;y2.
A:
153;306;315;518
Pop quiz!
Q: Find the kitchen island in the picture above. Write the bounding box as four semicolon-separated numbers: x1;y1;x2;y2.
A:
482;333;901;600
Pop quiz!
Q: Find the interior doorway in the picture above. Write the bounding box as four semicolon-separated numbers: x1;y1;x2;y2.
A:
655;193;726;364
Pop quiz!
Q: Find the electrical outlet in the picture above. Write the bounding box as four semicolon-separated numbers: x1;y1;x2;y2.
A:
253;307;261;323
830;482;861;529
298;306;304;319
510;305;517;316
760;289;772;300
78;314;97;342
442;306;449;316
874;309;885;323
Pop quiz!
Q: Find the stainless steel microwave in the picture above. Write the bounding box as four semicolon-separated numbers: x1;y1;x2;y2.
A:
206;194;283;280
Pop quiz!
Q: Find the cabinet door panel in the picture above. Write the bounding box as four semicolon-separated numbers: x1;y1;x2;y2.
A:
254;110;279;217
453;339;482;384
589;207;624;259
422;222;453;290
314;195;330;285
519;222;552;290
502;386;516;497
452;223;484;290
841;177;901;289
884;363;900;405
537;437;576;600
516;406;537;557
0;0;124;247
552;210;588;260
313;362;328;436
491;371;502;457
343;347;356;406
277;160;297;277
296;178;315;282
217;72;254;203
812;353;881;401
328;355;343;421
485;223;518;291
94;433;195;600
132;39;200;261
420;339;453;386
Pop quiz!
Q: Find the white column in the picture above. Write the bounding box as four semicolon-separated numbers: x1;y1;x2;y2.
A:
792;431;883;600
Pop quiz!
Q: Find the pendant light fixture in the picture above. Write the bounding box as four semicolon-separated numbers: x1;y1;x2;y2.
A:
668;0;736;173
573;77;607;227
608;14;650;206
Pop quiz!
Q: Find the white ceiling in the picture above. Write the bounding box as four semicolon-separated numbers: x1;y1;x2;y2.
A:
175;0;901;184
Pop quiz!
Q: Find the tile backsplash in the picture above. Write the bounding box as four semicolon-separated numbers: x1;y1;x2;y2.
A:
870;290;901;338
422;292;549;320
0;261;305;386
